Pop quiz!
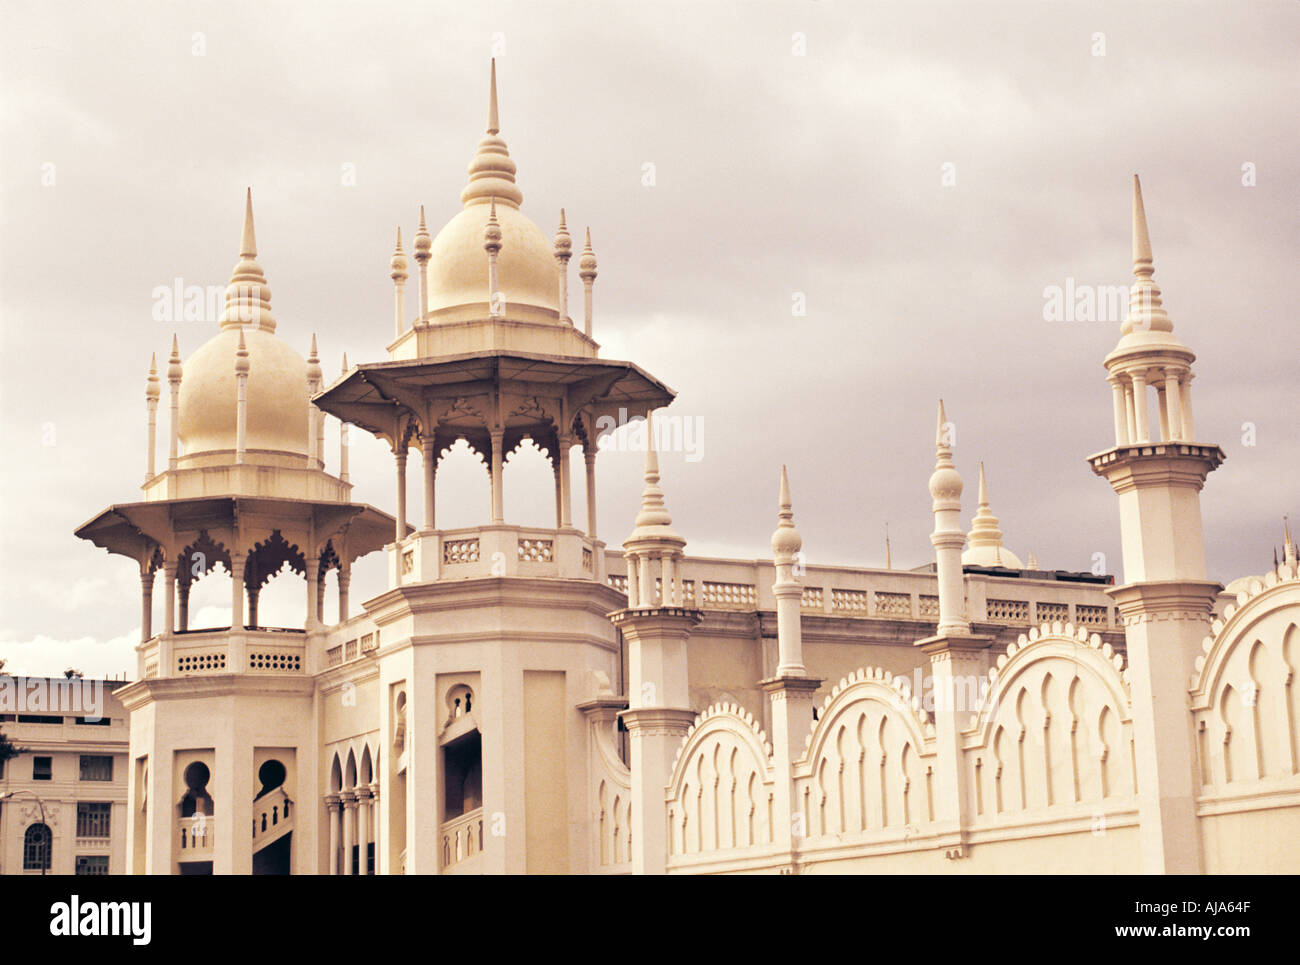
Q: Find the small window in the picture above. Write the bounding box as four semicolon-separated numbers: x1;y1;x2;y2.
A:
18;714;62;724
32;756;52;781
75;716;111;726
79;755;113;782
76;802;111;839
75;855;109;876
23;824;51;871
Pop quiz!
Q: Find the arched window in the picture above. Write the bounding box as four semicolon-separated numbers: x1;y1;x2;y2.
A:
23;823;51;871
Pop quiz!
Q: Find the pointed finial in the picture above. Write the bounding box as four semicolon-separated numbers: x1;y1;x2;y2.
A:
928;399;962;508
241;187;257;258
1285;515;1296;566
484;196;502;252
579;227;597;279
555;208;572;260
632;412;673;530
978;460;989;506
487;58;499;135
390;225;408;280
341;351;349;374
414;206;431;260
772;465;802;562
1121;174;1172;335
964;461;1021;568
167;334;182;381
885;523;892;570
309;333;319;360
935;399;953;459
146;353;160;401
1028;548;1038;569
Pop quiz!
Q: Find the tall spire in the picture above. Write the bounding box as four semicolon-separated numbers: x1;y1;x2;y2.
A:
633;415;673;532
461;59;523;208
929;399;969;635
1122;174;1172;336
221;188;276;332
771;464;802;564
1285;516;1297;568
579;227;598;337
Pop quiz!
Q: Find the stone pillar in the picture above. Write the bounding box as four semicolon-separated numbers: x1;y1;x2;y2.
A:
916;634;992;834
248;584;260;629
163;559;177;635
762;674;821;859
325;794;340;875
1109;380;1128;446
1166;371;1184;443
421;436;436;532
558;435;573;529
140;570;154;642
177;578;190;633
338;564;350;623
613;608;701;875
1179;375;1196;440
1125;385;1137;444
1131;370;1150;443
369;782;380;871
229;552;245;631
341;791;357;875
1155;386;1169;441
490;429;505;523
305;556;320;630
356;788;371;875
585;447;597;539
637;552;654;606
394;447;408;541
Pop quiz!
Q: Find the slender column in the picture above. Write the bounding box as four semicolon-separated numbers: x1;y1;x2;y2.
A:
341;791;357;875
421;436;436;532
235;331;249;465
490;430;505;524
316;567;327;623
140;570;154;642
338;563;350;623
579;229;597;338
661;553;676;607
1155;386;1169;441
1180;375;1196;440
1131;370;1150;443
638;552;655;606
485;198;502;316
163;560;177;635
414;206;431;325
554;210;572;322
1166;370;1184;442
178;579;191;633
145;356;160;482
394;447;408;540
167;338;182;472
553;462;562;528
625;556;640;607
248;585;260;629
1125;385;1137;444
356;788;371;875
339;415;350;483
584;447;597;539
1109;379;1129;446
368;783;380;870
325;795;341;875
558;436;573;529
391;228;408;340
305;556;320;630
229;552;245;631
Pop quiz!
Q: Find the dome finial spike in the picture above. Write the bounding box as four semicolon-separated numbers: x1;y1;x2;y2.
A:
1132;174;1152;271
771;464;802;564
487;58;500;135
241;187;257;258
978;460;989;507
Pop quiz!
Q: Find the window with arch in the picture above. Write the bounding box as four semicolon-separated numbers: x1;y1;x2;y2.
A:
23;823;51;871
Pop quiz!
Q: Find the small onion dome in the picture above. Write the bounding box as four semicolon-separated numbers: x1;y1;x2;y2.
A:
484;197;503;253
234;329;250;376
167;334;183;382
928;401;962;506
554;209;572;260
145;353;161;401
414;205;432;260
306;334;322;387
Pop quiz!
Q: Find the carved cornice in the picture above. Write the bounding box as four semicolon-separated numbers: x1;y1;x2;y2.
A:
621;706;696;738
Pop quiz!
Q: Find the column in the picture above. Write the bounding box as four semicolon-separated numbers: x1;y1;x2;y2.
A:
229;552;245;631
369;783;380;870
140;570;154;642
248;585;260;629
394;447;408;541
1108;379;1128;446
305;557;320;630
325;794;340;875
338;564;351;623
340;420;350;484
163;560;177;635
421;436;436;532
1165;370;1184;442
316;569;327;623
638;552;655;607
490;429;504;524
661;553;676;607
1179;375;1196;440
625;556;640;607
1155;386;1169;441
1125;385;1137;444
178;578;191;632
558;435;573;529
356;788;371;875
341;791;357;875
584;447;597;539
146;388;159;482
1131;370;1150;443
553;462;563;529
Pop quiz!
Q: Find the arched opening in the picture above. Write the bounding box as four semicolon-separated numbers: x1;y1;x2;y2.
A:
504;438;560;528
180;761;213;818
433;439;490;530
443;730;482;820
23;823;51;871
256;759;286;800
329;753;343;794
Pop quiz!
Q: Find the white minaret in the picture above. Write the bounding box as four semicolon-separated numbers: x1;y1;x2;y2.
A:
144;353;160;482
554;209;572;323
771;466;806;676
390;228;408;340
339;353;350;484
1090;175;1225;874
930;399;969;635
578;228;597;337
413;206;431;325
615;415;700;874
307;335;322;470
167;334;182;472
485;197;502;316
234;329;249;465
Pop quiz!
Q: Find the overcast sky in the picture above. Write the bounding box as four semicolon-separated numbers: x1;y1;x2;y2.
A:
2;1;1296;678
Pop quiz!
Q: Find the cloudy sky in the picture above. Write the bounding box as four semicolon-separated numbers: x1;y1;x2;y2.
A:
2;0;1296;678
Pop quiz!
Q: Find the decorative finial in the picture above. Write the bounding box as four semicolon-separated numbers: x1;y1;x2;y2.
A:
414;207;431;259
461;61;522;208
167;334;182;381
1285;515;1297;567
484;196;502;253
221;189;276;332
771;465;802;562
488;58;499;135
964;461;1021;568
1028;548;1038;569
885;523;892;570
341;351;349;374
632;413;673;530
234;328;249;376
579;227;597;279
554;209;572;260
929;399;962;508
146;353;160;401
390;226;407;280
307;334;321;385
1122;174;1172;335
